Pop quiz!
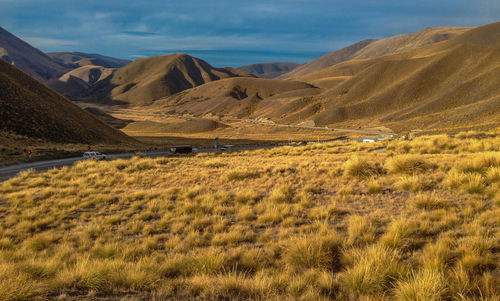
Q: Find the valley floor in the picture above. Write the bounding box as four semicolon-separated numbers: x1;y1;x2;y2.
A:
0;131;499;300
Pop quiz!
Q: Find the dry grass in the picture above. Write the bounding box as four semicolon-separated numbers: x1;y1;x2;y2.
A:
0;133;499;299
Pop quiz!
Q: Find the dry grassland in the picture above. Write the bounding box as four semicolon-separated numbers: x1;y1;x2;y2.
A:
0;131;499;300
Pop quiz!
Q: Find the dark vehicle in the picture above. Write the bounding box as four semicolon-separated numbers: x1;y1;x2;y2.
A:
170;145;193;154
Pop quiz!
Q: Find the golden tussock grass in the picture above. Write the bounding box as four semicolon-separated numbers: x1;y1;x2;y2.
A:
0;134;499;299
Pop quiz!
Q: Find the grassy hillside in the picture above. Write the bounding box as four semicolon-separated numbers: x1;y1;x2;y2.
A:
0;59;135;144
281;27;469;79
156;77;317;118
238;62;299;79
105;53;253;105
0;132;499;299
47;52;131;69
282;22;500;131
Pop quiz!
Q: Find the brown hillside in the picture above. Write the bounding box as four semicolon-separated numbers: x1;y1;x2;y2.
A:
281;27;470;79
59;65;115;85
156;77;317;118
0;59;135;144
238;62;299;78
0;26;69;81
107;53;253;105
47;52;131;68
268;22;500;131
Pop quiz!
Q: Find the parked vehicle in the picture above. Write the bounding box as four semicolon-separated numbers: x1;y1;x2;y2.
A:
170;145;193;154
83;151;107;160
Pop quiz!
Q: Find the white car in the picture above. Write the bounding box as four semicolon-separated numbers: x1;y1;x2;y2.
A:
83;151;107;161
221;145;235;151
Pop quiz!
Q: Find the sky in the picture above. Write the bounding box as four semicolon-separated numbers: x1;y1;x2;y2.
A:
0;0;499;67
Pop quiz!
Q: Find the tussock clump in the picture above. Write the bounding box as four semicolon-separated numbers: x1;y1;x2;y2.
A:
394;268;447;301
226;169;261;181
285;233;342;271
340;244;403;297
347;215;378;245
386;155;434;174
411;193;450;210
268;185;293;203
396;175;424;192
234;189;259;204
343;156;383;178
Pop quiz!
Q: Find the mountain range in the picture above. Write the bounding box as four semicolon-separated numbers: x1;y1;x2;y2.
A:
1;21;499;142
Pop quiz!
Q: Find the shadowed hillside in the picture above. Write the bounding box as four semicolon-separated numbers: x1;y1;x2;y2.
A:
0;26;69;81
0;59;135;144
238;62;299;78
281;27;470;79
47;52;131;68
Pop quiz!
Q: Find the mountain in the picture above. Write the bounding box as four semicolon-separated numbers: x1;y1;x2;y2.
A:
102;53;254;105
0;58;135;144
156;77;317;118
47;52;131;68
238;62;299;78
153;22;500;132
268;22;500;131
281;27;470;79
0;26;69;81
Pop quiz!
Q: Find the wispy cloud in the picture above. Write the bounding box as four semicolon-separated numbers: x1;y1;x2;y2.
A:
1;0;499;66
21;37;79;48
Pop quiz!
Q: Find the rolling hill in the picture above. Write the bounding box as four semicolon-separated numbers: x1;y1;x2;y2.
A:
156;77;317;118
281;27;470;79
0;26;69;81
103;53;254;105
238;62;299;78
0;58;135;144
47;52;131;69
152;22;500;132
270;22;500;131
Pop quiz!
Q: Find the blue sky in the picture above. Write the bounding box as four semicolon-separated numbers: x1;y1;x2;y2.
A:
1;0;499;67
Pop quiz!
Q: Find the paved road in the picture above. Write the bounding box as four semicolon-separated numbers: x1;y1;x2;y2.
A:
0;135;388;183
0;145;283;183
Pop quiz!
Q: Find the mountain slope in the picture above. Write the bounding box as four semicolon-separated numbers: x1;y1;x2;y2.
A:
281;27;470;79
106;53;254;105
238;62;299;78
0;26;69;81
0;58;135;144
47;52;131;68
268;22;500;131
156;77;317;118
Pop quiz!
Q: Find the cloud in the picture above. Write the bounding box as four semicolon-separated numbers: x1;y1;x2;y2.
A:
1;0;499;66
21;37;79;48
